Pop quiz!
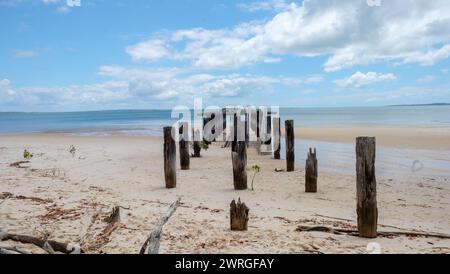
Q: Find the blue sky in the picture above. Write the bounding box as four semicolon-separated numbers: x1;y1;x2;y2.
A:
1;0;450;111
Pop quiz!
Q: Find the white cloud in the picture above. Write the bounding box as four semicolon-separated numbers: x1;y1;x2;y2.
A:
334;71;396;88
126;39;170;61
126;0;450;71
417;75;435;83
13;49;39;58
0;67;320;110
237;0;291;13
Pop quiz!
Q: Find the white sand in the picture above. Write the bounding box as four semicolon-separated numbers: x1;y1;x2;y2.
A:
0;133;449;254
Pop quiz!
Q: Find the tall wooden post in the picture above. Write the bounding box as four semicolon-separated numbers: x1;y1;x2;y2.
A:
232;113;247;190
285;120;295;172
179;123;190;170
232;141;247;190
230;199;249;231
264;113;272;145
164;127;176;189
273;117;281;160
356;137;378;238
305;148;318;193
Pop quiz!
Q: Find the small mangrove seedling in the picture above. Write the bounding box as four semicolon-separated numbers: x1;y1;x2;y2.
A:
250;164;261;191
23;149;33;160
200;141;209;151
69;145;77;157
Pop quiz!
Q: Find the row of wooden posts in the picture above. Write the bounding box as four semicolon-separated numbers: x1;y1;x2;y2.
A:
163;115;378;238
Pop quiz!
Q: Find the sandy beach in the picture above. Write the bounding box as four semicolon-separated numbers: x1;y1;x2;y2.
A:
0;131;449;254
294;127;450;150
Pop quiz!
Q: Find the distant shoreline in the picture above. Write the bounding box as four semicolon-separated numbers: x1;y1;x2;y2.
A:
1;103;450;114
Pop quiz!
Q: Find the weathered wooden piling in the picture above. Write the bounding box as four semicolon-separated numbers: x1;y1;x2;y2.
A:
179;123;190;170
230;198;249;231
264;112;272;145
232;141;248;190
273;117;281;159
356;137;378;238
285;120;295;172
305;148;318;193
163;127;176;189
231;113;247;190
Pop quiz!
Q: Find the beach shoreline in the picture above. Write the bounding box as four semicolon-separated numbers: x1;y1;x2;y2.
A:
0;133;449;254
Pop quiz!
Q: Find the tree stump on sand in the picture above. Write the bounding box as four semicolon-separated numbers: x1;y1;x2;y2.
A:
179;123;190;170
164;127;176;189
356;137;378;238
305;148;318;193
231;141;248;190
230;199;249;231
285;120;295;172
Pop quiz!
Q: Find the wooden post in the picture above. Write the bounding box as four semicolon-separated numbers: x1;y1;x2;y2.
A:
264;112;272;145
356;137;378;238
245;112;249;147
305;148;318;193
193;142;201;158
285;120;295;172
230;198;249;231
164;127;176;189
179;123;190;170
232;141;247;190
273;117;281;160
192;129;201;158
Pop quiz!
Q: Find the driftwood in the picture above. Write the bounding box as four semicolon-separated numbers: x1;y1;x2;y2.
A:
164;127;177;189
356;137;378;238
0;229;82;254
9;161;30;168
140;198;181;254
0;192;53;204
295;225;450;239
0;246;32;254
285;120;295;172
230;199;249;231
305;148;318;193
103;206;121;224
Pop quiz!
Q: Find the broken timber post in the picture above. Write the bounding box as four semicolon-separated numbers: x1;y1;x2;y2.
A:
164;127;176;189
273;117;281;160
285;120;295;172
179;123;190;170
356;137;378;238
232;113;247;190
230;198;249;231
232;141;248;190
305;148;318;193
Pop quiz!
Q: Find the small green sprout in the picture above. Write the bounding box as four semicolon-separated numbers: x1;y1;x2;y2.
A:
69;145;77;157
250;164;261;191
23;149;33;160
200;141;209;151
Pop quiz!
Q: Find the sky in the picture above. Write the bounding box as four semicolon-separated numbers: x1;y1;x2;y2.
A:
1;0;450;111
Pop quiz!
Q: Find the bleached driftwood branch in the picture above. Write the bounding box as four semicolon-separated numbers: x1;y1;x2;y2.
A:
0;229;82;254
140;198;181;254
296;225;450;239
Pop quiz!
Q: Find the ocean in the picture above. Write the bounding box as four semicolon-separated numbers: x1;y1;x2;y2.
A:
1;106;449;177
1;105;450;135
